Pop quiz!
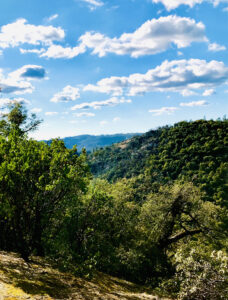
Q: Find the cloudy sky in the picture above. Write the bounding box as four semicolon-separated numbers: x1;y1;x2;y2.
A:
0;0;228;139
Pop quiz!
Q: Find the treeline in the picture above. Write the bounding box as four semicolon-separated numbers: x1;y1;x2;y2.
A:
0;103;227;299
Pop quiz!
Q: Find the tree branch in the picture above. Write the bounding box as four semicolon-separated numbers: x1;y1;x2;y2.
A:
167;229;202;245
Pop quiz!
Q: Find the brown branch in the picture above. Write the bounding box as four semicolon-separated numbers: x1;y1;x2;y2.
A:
167;229;202;245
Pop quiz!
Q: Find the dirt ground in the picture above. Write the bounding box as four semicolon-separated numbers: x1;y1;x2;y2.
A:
0;252;170;300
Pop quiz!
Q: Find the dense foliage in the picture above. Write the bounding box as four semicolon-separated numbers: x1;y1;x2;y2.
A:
89;119;228;202
0;103;227;299
146;120;228;205
89;128;162;181
0;103;90;259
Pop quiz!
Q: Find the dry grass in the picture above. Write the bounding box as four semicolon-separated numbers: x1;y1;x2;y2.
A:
0;252;170;300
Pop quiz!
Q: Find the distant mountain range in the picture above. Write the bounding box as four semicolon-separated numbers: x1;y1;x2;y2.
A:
45;133;140;152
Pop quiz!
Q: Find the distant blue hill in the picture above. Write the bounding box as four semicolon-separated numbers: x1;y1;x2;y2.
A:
45;133;140;152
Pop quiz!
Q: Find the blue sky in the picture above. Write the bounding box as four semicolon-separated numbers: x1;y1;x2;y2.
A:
0;0;228;139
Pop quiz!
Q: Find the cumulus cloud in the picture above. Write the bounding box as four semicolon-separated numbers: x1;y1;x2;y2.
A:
208;43;226;52
0;82;33;94
51;85;80;103
10;65;46;80
71;97;131;110
151;0;203;10
149;106;178;115
0;65;46;95
0;69;32;94
74;112;95;117
41;44;86;59
180;100;208;106
40;15;207;59
79;15;207;58
0;18;64;49
0;97;30;107
84;59;228;96
151;0;228;11
203;88;215;96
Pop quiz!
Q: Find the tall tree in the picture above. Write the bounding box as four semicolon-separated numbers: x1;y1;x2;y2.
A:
0;103;90;259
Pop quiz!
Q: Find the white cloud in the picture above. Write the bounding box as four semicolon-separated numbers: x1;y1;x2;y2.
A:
151;0;228;11
40;15;207;59
71;97;131;110
223;6;228;11
180;100;208;106
81;0;104;10
208;43;226;52
152;0;203;10
20;48;45;55
181;89;197;97
0;65;46;96
0;69;31;95
47;14;59;22
203;89;215;96
74;112;95;117
51;85;80;103
84;59;228;96
0;98;12;107
31;108;42;113
0;97;30;107
9;65;46;80
149;106;178;115
0;19;64;49
45;112;58;116
79;16;207;58
41;44;86;59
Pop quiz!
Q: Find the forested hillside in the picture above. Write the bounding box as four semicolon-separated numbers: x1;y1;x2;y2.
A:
89;120;227;182
89;127;163;180
0;104;227;300
89;119;228;203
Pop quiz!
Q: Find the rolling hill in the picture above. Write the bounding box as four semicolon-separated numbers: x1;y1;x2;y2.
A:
88;119;228;204
45;133;140;152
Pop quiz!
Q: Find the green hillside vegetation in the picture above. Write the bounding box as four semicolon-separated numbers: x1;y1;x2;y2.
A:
89;119;228;204
89;128;162;181
0;103;227;299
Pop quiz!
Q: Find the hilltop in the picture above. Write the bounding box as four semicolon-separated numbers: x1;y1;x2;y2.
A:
88;120;228;190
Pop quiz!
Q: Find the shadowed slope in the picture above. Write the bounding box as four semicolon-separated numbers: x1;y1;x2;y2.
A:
0;252;171;300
